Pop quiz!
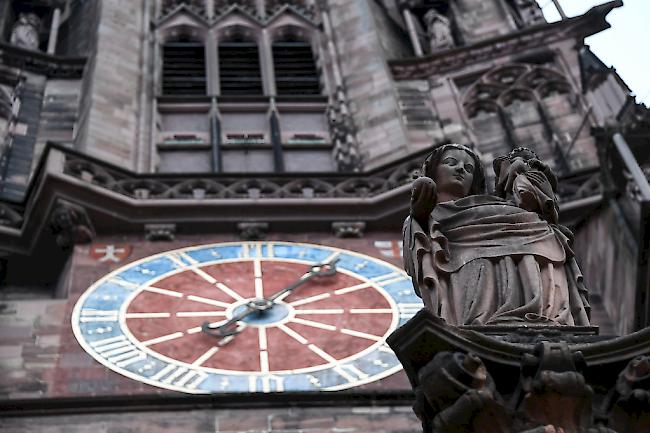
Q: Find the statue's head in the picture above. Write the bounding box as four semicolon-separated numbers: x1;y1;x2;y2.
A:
422;143;486;198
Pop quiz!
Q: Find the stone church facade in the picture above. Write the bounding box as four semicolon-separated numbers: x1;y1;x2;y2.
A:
1;0;649;431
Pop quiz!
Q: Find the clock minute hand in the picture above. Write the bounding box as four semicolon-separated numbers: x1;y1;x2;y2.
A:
267;255;340;302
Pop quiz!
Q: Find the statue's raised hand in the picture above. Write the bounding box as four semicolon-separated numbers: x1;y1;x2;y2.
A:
410;176;437;226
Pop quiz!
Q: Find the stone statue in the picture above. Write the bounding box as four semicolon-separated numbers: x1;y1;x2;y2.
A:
10;13;41;51
423;9;454;52
403;143;590;326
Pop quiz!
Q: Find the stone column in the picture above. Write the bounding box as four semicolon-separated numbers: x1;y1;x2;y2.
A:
47;8;62;54
403;9;424;57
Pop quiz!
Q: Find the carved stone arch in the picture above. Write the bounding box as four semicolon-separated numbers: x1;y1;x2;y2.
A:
213;7;264;32
464;98;501;119
497;86;539;107
157;10;210;43
215;22;261;44
160;1;209;21
266;4;317;28
462;82;508;106
518;65;569;89
268;22;315;44
482;63;532;86
536;79;573;99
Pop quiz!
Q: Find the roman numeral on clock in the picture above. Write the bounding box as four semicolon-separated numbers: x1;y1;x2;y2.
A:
248;375;284;393
334;364;369;383
150;364;207;389
90;335;146;367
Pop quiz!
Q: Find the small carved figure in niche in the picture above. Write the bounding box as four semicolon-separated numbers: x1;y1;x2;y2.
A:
493;147;559;224
423;9;454;52
403;143;590;326
10;13;41;51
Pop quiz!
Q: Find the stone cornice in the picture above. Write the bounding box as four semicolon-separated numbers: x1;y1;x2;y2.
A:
0;143;603;255
389;1;622;81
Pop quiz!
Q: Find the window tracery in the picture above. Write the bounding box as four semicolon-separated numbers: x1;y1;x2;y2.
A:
153;2;340;174
463;63;597;174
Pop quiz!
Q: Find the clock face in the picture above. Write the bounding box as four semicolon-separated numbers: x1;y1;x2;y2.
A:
72;242;422;393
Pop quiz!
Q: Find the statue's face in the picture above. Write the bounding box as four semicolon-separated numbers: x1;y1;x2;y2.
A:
434;148;475;199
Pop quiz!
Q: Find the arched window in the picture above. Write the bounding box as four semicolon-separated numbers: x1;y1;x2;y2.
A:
218;31;263;96
162;36;207;95
463;63;598;173
272;33;320;95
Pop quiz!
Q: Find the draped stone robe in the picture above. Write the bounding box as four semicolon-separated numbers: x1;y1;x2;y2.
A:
403;195;590;326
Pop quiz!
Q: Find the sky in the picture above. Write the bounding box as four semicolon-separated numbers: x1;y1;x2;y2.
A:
536;0;650;105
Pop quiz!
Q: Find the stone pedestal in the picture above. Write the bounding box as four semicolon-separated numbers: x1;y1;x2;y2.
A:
387;310;650;433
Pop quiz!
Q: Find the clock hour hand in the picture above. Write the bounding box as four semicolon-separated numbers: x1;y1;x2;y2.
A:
266;255;339;302
201;300;267;338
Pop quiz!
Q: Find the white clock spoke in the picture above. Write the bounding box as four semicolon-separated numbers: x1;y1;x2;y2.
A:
142;286;183;298
191;346;220;366
294;309;344;315
333;281;372;295
124;312;171;319
291;317;337;331
215;282;245;302
340;328;383;342
277;324;309;345
253;258;264;298
307;344;338;364
260;350;270;373
258;327;268;351
141;331;184;346
169;253;245;302
186;295;230;308
288;292;331;307
349;308;393;314
176;311;227;318
186;326;202;334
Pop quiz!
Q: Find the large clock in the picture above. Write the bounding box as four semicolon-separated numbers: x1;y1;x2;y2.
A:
72;241;422;393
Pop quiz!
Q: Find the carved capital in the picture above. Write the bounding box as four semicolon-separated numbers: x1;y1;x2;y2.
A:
144;224;176;242
237;222;268;240
332;221;365;238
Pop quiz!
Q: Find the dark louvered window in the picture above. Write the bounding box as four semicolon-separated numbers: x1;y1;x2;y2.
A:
162;42;207;95
219;42;263;95
272;41;320;95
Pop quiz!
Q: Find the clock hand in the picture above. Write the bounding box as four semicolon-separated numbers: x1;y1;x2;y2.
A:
201;255;339;340
201;300;265;338
266;254;340;302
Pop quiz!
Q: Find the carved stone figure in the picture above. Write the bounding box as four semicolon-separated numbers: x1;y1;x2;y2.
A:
423;9;454;52
403;144;590;326
10;13;41;51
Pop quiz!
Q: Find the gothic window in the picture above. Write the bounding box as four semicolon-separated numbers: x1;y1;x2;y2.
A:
162;37;207;95
219;34;263;96
154;4;333;173
463;63;598;173
272;36;320;95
